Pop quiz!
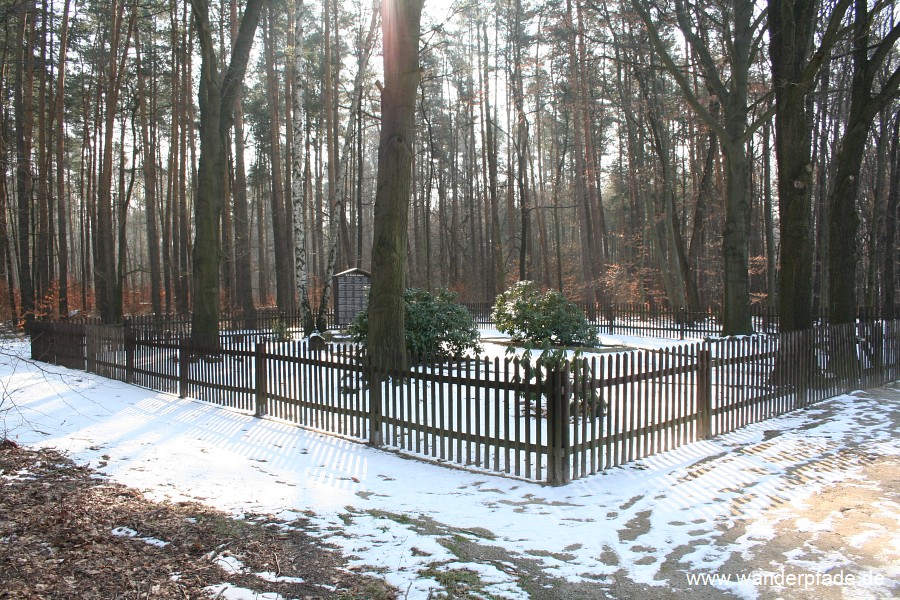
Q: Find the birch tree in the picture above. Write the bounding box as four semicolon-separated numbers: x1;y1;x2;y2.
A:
291;0;379;335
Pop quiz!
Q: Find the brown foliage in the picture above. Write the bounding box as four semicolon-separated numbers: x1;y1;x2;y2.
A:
0;445;395;599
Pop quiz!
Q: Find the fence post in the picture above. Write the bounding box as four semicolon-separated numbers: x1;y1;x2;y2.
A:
547;363;571;485
696;347;713;440
368;356;384;447
124;319;135;384
84;324;94;373
178;338;189;398
255;342;268;417
873;323;884;386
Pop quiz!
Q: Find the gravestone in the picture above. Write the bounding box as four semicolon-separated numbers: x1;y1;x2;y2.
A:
333;268;371;326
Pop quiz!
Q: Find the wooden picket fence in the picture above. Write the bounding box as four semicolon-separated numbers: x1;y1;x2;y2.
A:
462;301;900;339
27;319;900;484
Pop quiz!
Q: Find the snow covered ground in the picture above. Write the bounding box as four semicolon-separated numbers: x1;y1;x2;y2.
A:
2;337;898;599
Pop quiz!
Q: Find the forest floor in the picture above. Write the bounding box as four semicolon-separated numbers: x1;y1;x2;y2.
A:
0;441;396;599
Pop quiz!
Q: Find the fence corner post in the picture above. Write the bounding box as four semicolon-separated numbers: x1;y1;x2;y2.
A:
178;337;189;398
255;342;268;418
697;347;713;440
368;356;383;447
124;319;135;384
547;363;571;485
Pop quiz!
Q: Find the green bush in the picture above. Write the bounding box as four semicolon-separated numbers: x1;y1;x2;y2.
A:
492;281;598;347
349;288;481;359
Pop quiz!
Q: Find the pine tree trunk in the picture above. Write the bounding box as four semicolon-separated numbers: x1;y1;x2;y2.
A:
54;0;72;317
263;9;293;311
883;115;899;318
135;26;162;315
15;2;36;319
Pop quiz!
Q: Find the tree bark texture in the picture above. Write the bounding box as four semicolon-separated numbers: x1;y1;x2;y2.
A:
368;0;424;371
189;0;263;347
827;0;900;324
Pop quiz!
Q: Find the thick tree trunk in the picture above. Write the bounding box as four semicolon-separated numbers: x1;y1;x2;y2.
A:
768;0;851;332
827;122;867;324
229;0;254;321
189;0;263;348
720;136;753;335
368;0;424;371
826;0;900;324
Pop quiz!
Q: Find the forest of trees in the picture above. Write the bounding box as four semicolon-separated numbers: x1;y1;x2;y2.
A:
1;0;898;336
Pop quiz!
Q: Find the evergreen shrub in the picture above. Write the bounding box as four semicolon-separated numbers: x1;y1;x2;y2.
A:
349;288;481;359
492;281;598;347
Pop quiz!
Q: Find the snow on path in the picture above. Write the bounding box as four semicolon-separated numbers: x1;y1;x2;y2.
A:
1;339;897;599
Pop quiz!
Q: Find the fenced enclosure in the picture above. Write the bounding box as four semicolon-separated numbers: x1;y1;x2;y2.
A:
27;318;900;484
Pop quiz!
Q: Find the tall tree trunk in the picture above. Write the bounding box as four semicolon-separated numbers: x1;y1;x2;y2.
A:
54;0;72;317
827;0;900;324
256;162;270;304
135;25;162;315
34;0;50;310
189;0;263;347
769;0;851;331
15;1;36;320
883;114;899;318
117;124;135;313
368;0;424;371
762;121;777;315
290;0;315;334
263;9;292;311
567;0;596;302
0;118;18;318
230;0;255;320
96;0;135;323
511;0;531;282
480;21;503;297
